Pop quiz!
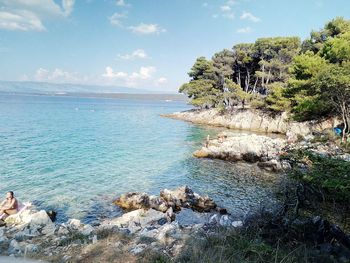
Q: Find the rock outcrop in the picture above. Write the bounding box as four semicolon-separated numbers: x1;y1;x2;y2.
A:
163;108;339;136
114;186;218;213
193;133;286;171
0;187;242;262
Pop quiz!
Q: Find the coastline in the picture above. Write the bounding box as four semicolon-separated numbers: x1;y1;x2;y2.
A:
162;108;339;136
1;108;349;262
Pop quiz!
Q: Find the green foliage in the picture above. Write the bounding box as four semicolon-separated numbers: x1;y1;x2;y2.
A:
188;56;216;81
179;79;220;109
289;51;328;80
179;16;350;122
265;82;290;112
286;150;350;202
301;16;350;53
321;31;350;63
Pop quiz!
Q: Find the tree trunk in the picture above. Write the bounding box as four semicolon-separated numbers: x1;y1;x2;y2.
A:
245;68;250;92
341;102;348;142
253;78;258;93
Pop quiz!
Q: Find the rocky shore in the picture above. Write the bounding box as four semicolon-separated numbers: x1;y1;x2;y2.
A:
192;131;350;172
193;132;288;172
162;108;339;136
0;186;243;262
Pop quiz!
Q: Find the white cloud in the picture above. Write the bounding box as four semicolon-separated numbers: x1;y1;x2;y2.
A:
25;65;168;89
240;11;261;22
0;10;45;31
237;26;252;33
202;2;208;7
102;66;128;79
220;5;231;12
219;4;234;19
130;66;156;80
226;0;236;6
128;23;166;35
116;49;149;60
102;66;162;87
62;0;75;16
34;68;79;83
109;12;127;27
0;0;75;31
116;0;130;7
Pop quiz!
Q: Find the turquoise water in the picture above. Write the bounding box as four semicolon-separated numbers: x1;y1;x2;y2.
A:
0;94;277;223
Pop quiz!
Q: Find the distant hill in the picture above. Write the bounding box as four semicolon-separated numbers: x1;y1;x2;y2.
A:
0;81;156;94
0;80;187;101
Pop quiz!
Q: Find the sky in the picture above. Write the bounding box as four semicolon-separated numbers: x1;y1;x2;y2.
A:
0;0;349;93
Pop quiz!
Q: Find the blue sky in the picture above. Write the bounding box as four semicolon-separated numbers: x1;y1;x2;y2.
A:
0;0;349;92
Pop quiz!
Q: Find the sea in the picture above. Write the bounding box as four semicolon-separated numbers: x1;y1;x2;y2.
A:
0;93;278;223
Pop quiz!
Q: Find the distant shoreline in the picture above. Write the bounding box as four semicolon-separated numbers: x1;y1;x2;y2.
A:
0;91;188;102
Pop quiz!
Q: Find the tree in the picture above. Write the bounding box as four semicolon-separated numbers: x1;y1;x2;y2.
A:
253;37;300;94
286;51;331;120
188;57;216;81
321;32;350;63
224;78;250;108
265;82;291;112
212;49;234;88
232;43;257;93
302;17;350;54
313;63;350;141
179;79;220;109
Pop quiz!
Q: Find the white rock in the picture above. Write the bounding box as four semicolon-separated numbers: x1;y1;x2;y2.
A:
30;210;53;226
41;223;56;236
231;221;243;228
219;215;231;227
57;226;69;235
209;214;219;225
109;209;166;228
81;224;94;236
130;244;147;255
68;219;82;229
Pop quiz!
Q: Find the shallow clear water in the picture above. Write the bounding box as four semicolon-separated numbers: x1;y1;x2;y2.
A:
0;94;278;223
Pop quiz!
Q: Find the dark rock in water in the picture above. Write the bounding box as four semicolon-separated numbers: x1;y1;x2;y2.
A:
46;210;57;222
217;208;228;215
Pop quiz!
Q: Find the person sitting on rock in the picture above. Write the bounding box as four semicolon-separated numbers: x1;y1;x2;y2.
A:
0;191;18;219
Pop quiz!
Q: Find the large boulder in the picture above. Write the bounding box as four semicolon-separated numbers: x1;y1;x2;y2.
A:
108;208;167;229
114;192;150;211
5;210;53;229
160;186;216;212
